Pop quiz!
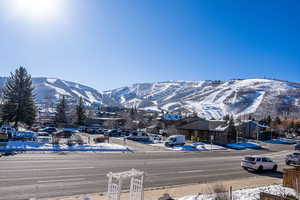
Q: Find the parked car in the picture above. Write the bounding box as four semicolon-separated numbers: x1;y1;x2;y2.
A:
295;143;300;151
286;153;300;165
104;129;121;137
38;132;50;137
126;131;149;142
78;126;87;132
165;135;185;147
40;127;57;134
120;130;131;137
241;156;277;172
0;125;16;136
150;135;163;143
96;129;105;134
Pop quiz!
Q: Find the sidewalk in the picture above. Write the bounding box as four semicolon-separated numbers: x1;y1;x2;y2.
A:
43;176;282;200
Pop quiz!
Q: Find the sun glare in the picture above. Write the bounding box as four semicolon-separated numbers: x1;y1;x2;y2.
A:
12;0;62;22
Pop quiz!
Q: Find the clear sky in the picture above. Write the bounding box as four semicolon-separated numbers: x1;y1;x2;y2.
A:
0;0;299;91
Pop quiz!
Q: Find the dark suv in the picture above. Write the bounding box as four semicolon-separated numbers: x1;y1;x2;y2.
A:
286;153;300;165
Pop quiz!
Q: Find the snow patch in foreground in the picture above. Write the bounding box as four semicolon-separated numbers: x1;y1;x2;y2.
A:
177;185;295;200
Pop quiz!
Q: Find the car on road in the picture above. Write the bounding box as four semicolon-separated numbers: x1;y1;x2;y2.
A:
241;156;277;173
286;153;300;165
295;143;300;151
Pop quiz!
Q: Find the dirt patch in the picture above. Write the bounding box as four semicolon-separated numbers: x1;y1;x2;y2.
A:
43;176;282;200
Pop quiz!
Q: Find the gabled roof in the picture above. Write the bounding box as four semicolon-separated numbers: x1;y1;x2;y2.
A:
178;119;227;132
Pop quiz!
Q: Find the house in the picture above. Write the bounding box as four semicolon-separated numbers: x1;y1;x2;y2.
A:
240;120;270;140
176;119;232;145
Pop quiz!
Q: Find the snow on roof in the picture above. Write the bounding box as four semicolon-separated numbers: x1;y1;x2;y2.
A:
214;124;229;131
251;121;269;128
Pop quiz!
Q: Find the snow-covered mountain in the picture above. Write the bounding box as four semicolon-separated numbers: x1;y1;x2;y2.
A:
104;79;300;119
0;77;299;119
0;77;104;106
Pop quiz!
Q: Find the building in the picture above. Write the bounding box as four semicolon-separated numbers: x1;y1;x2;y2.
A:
176;119;232;145
240;120;270;140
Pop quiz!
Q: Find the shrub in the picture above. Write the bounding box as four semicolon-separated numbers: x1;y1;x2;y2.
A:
209;184;229;200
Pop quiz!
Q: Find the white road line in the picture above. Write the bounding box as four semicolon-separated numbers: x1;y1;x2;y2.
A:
0;173;107;182
0;166;96;172
37;178;85;183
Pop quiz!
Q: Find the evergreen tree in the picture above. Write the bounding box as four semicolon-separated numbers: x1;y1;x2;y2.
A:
76;97;86;125
227;117;237;141
248;115;252;120
266;115;272;126
223;114;230;121
289;121;295;132
55;96;68;124
274;116;281;125
1;67;36;128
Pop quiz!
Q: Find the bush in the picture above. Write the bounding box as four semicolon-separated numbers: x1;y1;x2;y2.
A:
209;184;229;200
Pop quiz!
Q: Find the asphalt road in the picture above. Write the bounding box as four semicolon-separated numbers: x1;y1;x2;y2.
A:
0;144;294;200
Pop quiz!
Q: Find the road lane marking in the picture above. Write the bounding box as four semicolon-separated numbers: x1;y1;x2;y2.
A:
0;166;96;172
0;173;107;182
37;178;85;183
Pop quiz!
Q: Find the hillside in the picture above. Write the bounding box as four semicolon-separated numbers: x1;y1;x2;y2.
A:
0;77;299;119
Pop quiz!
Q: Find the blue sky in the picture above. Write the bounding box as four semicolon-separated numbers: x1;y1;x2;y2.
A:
0;0;299;91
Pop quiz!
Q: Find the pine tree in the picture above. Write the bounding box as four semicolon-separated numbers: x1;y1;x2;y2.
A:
274;116;281;125
76;97;86;125
55;96;68;124
223;114;230;121
248;115;253;120
1;67;37;128
227;117;237;142
266;115;272;126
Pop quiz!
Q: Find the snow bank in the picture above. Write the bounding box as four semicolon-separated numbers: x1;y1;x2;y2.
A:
0;141;130;151
177;185;296;200
263;139;297;145
153;143;227;151
227;142;262;150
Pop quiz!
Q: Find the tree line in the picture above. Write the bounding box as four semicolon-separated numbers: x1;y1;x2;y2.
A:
0;67;87;128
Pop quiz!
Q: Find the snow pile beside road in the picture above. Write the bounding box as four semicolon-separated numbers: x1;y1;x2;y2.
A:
177;185;295;200
163;143;227;151
0;141;130;151
194;143;227;151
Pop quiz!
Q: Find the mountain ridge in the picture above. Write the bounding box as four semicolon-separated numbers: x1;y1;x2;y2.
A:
0;77;299;119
